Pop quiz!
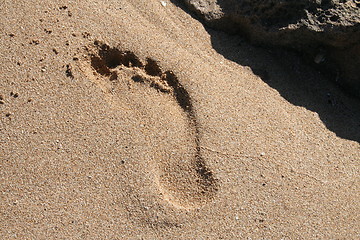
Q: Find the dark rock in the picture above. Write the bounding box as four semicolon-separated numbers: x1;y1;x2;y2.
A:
184;0;360;97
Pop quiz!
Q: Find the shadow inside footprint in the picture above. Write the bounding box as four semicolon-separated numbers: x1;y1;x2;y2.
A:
84;41;218;209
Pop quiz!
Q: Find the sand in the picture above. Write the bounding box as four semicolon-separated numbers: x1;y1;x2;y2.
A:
1;0;359;239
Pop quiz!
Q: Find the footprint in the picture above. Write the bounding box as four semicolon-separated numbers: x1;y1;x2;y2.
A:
79;41;217;209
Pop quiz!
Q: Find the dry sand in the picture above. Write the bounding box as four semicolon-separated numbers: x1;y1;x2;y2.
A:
1;0;359;239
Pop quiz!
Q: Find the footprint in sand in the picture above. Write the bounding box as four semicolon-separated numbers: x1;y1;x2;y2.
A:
79;41;217;209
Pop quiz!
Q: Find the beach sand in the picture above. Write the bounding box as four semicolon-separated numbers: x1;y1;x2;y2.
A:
1;0;359;239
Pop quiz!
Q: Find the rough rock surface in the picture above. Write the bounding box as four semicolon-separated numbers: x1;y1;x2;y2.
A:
184;0;360;97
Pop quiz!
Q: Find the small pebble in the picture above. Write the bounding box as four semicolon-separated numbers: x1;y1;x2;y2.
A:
314;52;325;64
31;39;40;45
160;1;166;7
